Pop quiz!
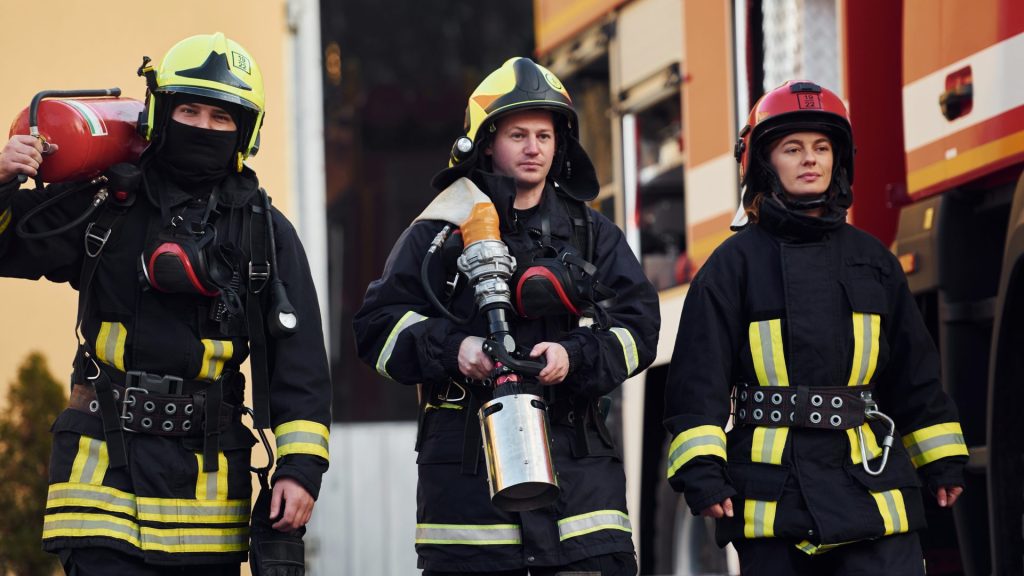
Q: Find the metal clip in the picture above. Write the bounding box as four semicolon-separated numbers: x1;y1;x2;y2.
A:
120;386;150;431
439;379;467;403
858;391;896;476
84;223;112;258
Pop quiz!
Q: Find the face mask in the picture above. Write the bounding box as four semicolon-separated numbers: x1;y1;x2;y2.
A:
155;119;238;187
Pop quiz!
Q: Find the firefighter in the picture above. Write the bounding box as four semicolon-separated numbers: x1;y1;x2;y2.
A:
0;33;331;575
663;80;968;574
353;57;659;575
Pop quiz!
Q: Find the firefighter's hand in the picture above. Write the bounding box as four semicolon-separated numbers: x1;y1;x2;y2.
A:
458;336;494;381
700;497;734;518
531;342;569;385
936;485;963;508
0;135;57;183
270;477;314;532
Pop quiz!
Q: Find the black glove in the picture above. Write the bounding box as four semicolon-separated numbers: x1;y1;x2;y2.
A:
250;486;306;576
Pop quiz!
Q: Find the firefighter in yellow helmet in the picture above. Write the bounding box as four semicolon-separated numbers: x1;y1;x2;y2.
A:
0;33;331;575
355;57;660;574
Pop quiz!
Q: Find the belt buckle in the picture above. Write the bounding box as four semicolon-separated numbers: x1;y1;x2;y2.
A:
120;386;149;432
125;370;183;395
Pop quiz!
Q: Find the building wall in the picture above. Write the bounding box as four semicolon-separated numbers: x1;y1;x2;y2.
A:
0;1;292;404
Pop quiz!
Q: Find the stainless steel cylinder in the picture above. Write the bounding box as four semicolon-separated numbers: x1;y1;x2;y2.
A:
479;394;559;511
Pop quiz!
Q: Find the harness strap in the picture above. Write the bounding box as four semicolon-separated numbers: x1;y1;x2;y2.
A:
246;191;272;429
461;388;483;476
203;378;224;472
91;368;128;469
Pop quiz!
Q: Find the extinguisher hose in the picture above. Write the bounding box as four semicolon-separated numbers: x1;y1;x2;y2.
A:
15;178;106;240
421;225;472;325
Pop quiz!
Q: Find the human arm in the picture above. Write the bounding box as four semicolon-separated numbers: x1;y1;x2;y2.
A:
556;214;660;397
663;252;744;514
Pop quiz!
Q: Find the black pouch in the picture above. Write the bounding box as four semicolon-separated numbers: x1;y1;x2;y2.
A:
249;485;306;576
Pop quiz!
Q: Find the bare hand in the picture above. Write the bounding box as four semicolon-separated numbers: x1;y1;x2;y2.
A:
701;497;734;518
531;342;569;385
0;135;57;183
458;336;494;380
936;485;963;508
270;477;315;531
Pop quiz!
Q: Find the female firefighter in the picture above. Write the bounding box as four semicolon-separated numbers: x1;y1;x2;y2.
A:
663;81;968;573
354;57;659;575
0;33;331;575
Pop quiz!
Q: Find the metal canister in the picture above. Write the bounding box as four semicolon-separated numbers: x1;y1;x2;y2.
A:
479;393;559;511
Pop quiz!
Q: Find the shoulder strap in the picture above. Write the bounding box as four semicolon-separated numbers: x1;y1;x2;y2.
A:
246;188;272;429
559;193;594;261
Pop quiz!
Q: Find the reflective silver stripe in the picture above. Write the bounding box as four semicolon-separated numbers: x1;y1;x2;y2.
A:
415;523;521;545
80;438;102;483
43;513;141;544
855;313;874;385
609;327;639;376
882;491;903;533
669;435;726;468
750;500;769;537
757;321;780;386
759;427;780;463
47;485;136;514
906;433;964;460
103;323;124;369
138;501;249;521
278;431;330;451
376;311;428;379
557;510;631;541
140;528;248;547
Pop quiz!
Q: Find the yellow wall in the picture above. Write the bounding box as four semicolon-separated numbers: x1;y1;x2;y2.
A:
0;1;291;404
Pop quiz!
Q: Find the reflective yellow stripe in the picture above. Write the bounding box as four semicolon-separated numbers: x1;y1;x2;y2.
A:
847;313;881;386
748;320;790;464
609;327;640;377
743;499;777;538
557;510;631;541
197;339;234;381
749;320;790;387
902;422;969;468
424;402;464;412
139;525;249;553
847;424;883;464
846;312;882;463
0;208;11;236
415;523;521;545
667;425;727;477
751;426;788;464
871;489;909;535
47;482;137;516
376;311;428;379
195;453;229;501
43;512;141;547
137;497;250;524
795;539;855;555
95;322;127;371
69;436;108;485
274;420;330;461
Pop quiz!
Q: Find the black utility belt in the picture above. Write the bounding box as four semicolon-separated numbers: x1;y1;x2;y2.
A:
733;384;871;431
70;371;237;438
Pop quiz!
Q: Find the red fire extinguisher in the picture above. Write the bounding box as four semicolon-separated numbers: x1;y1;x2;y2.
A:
8;88;147;188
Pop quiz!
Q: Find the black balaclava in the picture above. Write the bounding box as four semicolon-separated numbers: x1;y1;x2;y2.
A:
154;93;241;189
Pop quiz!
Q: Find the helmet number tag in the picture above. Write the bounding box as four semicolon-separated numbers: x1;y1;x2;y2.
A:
797;93;823;110
231;52;251;75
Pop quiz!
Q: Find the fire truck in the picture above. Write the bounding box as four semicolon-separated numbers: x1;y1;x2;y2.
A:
532;0;1024;574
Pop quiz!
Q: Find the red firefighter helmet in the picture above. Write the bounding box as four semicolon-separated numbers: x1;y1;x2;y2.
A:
734;80;854;208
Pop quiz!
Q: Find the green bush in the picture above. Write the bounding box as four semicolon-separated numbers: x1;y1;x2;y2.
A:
0;352;64;575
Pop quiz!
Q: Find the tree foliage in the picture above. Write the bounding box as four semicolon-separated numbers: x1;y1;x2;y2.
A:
0;352;65;575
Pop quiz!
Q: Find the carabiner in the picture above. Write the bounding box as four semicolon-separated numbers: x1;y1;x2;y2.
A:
858;392;896;476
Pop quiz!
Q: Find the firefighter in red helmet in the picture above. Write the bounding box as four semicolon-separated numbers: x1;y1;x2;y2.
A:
0;33;330;575
664;81;968;574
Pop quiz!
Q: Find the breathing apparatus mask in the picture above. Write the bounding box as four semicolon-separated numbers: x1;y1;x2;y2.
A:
512;245;615;321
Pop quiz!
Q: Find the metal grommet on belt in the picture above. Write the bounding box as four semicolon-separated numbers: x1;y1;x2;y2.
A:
770;410;782;423
771;393;782;405
811;394;823;407
809;411;822;424
831;396;844;409
184;404;194;415
89;400;100;413
141;417;153;429
125;412;134;423
165;403;177;415
753;390;765;402
789;412;795;423
790;393;798;405
143;400;156;413
830;415;843;427
182;420;192;432
753;408;763;421
112;389;120;400
740;390;748;402
738;408;747;419
162;420;175;432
